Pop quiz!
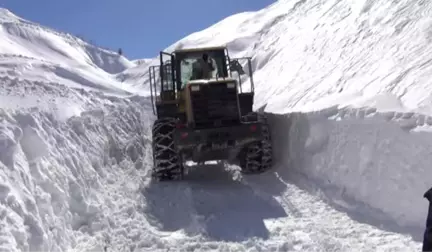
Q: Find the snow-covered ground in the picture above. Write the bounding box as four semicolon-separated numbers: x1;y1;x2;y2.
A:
1;0;432;250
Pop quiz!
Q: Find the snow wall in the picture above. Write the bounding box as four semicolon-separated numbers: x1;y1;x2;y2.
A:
266;105;432;239
0;97;154;252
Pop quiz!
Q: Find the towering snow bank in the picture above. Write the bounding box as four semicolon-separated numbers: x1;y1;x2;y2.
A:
253;0;432;114
0;95;154;251
267;105;432;239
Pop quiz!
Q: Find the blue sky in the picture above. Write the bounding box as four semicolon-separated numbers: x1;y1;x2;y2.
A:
0;0;276;59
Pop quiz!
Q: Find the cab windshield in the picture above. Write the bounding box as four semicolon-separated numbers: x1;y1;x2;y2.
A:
177;51;226;89
180;57;218;85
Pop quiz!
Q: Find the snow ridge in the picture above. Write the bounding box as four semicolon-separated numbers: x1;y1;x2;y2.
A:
0;8;134;74
0;9;141;95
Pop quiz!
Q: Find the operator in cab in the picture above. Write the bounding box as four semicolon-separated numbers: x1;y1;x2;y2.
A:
191;53;215;80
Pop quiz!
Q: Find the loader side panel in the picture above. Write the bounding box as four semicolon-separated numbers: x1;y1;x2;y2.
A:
238;92;254;116
156;103;178;119
183;86;194;125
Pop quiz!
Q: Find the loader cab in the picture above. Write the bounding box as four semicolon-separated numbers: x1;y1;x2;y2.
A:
148;46;256;119
173;47;230;90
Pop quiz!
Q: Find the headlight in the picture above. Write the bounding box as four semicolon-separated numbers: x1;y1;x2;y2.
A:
190;85;200;91
227;83;235;88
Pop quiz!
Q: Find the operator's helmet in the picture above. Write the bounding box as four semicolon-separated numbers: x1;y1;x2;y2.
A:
202;53;215;74
202;53;209;61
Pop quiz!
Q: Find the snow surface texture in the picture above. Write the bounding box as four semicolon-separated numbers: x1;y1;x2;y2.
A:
1;0;432;250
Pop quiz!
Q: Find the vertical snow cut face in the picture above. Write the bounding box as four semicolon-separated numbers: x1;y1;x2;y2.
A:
267;105;432;241
0;98;154;252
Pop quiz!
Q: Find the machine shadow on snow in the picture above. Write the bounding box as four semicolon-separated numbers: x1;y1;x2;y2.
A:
261;111;425;242
141;163;287;242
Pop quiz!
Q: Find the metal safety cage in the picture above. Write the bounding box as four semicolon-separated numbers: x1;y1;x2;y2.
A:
148;65;159;115
159;51;176;93
224;52;256;118
147;51;177;115
226;56;255;94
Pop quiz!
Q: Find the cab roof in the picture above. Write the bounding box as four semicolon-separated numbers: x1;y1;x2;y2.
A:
187;77;236;84
173;45;227;54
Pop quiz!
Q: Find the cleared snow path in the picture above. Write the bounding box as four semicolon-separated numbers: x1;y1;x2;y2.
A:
139;164;419;251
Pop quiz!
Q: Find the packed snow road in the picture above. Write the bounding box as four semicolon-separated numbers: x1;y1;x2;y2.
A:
139;163;419;252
